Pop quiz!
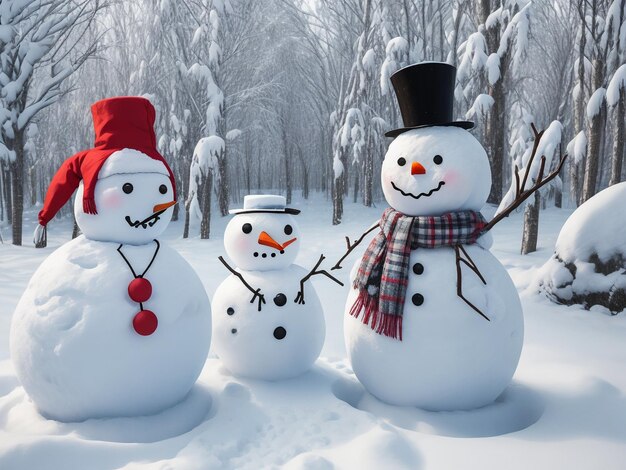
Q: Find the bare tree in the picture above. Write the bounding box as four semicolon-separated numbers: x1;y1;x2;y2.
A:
0;0;105;245
608;65;626;185
458;1;532;205
581;0;625;202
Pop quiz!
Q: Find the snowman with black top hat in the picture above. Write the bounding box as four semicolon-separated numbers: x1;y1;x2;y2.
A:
334;62;565;410
10;96;211;422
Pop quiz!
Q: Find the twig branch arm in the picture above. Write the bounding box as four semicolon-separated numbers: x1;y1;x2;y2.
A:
218;256;266;311
331;221;380;271
295;254;344;304
481;123;568;234
454;246;490;321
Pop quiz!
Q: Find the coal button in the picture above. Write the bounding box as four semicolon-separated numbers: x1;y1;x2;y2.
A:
413;263;424;275
412;293;424;306
273;293;287;307
273;326;287;340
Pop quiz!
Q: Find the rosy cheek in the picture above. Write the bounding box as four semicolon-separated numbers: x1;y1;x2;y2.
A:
101;190;122;210
235;237;252;252
442;170;459;185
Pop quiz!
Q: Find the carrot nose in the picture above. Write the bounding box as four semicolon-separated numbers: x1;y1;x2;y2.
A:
282;237;297;248
411;162;426;175
258;231;283;250
258;231;297;251
153;200;176;213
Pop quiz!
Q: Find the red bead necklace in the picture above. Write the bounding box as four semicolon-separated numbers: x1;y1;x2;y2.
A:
117;240;160;336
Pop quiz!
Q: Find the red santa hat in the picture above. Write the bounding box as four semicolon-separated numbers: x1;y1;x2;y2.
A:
37;96;176;227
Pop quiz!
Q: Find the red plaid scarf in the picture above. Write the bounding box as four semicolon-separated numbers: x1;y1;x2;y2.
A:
350;207;487;340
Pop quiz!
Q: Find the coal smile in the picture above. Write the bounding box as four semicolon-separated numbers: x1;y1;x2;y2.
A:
391;180;445;199
125;209;167;229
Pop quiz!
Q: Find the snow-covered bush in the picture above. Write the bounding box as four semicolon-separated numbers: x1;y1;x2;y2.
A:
534;182;626;314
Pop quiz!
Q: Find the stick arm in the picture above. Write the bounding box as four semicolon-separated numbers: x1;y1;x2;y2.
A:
295;254;344;304
330;220;380;271
218;256;266;311
481;124;568;234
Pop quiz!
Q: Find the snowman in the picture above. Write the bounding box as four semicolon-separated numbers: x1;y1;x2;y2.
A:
339;62;563;410
10;96;211;422
212;195;342;380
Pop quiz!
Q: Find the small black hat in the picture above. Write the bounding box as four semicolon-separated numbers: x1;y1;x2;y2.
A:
385;62;474;138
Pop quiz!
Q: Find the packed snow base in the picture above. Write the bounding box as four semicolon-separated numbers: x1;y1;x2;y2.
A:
345;244;523;410
10;236;211;422
213;265;325;381
534;182;626;313
1;201;626;469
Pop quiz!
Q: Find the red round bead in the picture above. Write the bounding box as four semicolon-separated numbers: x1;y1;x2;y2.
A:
128;277;152;303
133;310;158;336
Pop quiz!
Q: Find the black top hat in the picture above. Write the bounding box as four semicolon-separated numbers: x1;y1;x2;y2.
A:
385;62;474;138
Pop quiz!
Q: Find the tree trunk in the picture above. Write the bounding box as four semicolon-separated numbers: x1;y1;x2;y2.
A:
257;152;262;190
183;199;191;239
200;171;213;239
554;162;563;208
10;129;25;246
302;166;309;199
582;56;606;202
72;216;81;239
486;68;507;205
245;161;251;195
555;183;562;208
332;177;344;225
171;195;180;221
477;0;507;205
582;116;603;198
0;163;4;223
609;91;625;186
582;106;605;201
332;145;347;225
521;190;540;254
570;10;587;206
217;150;229;216
320;130;328;194
29;165;37;206
0;160;10;223
297;146;309;199
363;139;374;207
285;152;292;204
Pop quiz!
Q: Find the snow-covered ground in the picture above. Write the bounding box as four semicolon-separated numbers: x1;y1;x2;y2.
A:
1;195;625;470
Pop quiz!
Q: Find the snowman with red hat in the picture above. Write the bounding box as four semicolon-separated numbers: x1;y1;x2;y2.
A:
10;96;211;422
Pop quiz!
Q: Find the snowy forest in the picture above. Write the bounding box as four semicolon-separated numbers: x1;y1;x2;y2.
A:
1;0;625;248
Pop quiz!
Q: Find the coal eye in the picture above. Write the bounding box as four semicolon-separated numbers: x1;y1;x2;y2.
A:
397;157;406;166
242;223;252;234
122;183;133;194
284;224;293;235
159;184;168;194
433;155;443;165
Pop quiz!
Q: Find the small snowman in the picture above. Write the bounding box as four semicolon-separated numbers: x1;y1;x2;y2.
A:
10;97;211;422
338;62;564;410
212;195;341;380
